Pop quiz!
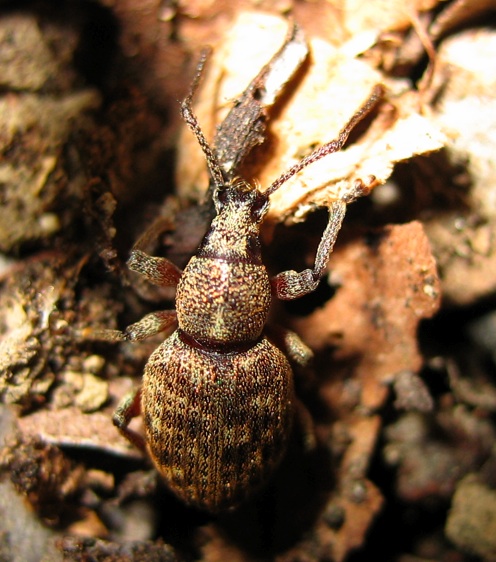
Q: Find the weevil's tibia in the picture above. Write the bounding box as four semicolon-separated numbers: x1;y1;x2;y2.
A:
113;388;147;452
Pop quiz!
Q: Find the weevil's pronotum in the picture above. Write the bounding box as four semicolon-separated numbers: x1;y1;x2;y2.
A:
111;45;384;512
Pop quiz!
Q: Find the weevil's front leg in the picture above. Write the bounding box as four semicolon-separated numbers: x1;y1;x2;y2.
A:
127;250;182;288
272;200;347;300
113;388;146;452
272;178;375;301
126;207;183;289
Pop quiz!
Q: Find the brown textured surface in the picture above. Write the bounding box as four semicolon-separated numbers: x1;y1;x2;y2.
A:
142;332;294;512
176;256;271;344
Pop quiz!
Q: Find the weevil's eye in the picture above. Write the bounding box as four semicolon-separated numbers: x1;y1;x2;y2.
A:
251;194;269;222
214;187;229;209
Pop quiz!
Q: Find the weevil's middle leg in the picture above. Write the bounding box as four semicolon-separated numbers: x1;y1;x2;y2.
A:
267;325;314;369
113;387;147;453
93;309;177;342
124;310;177;341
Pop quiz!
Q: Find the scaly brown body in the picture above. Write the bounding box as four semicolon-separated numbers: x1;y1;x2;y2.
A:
142;184;294;511
110;42;383;511
143;333;293;511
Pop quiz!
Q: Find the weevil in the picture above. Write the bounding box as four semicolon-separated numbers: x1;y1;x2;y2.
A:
111;49;384;512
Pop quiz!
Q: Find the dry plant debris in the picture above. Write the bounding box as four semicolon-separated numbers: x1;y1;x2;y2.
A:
175;11;445;221
1;1;496;561
0;14;100;252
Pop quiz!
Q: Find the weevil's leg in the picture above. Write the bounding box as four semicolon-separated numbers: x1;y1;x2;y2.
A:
267;325;313;368
93;310;177;342
127;250;182;288
267;328;317;450
295;398;317;452
127;207;182;289
271;200;347;300
282;328;313;368
271;177;375;300
113;388;146;452
124;310;177;341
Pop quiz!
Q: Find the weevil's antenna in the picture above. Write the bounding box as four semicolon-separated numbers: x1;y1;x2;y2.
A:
265;84;384;197
180;48;226;191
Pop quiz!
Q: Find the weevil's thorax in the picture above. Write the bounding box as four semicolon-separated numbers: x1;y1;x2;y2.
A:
175;181;272;347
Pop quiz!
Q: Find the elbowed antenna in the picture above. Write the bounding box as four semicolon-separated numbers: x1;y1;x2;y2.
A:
180;48;226;191
264;84;384;197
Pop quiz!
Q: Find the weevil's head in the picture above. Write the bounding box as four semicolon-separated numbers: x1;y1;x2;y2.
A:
199;179;270;263
213;179;269;223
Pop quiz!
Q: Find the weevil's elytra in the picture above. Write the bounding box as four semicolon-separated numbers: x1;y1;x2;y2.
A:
143;332;294;511
111;36;384;512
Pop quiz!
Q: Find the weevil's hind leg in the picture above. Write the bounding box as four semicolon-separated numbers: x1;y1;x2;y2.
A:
113;388;147;453
271;177;376;301
295;398;317;452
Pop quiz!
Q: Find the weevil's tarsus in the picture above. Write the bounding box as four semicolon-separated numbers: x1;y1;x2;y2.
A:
87;328;127;342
